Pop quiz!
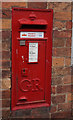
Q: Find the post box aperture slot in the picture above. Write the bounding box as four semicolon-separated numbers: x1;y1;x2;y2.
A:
20;25;47;30
28;43;38;63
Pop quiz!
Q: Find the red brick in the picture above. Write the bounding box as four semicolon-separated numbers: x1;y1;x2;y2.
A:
2;69;10;78
0;89;10;99
52;95;65;104
2;9;11;19
56;85;71;93
65;57;71;66
66;38;71;47
72;85;73;92
51;86;56;94
2;51;10;60
52;76;63;85
54;30;72;38
48;2;71;12
58;103;71;111
2;40;10;50
11;109;31;118
67;93;72;102
71;75;73;84
28;2;47;9
54;12;71;20
71;65;73;75
2;109;10;119
53;67;71;76
0;10;2;18
2;99;10;108
2;31;11;40
2;2;26;9
53;48;71;57
63;75;71;84
52;57;64;67
2;78;11;89
53;38;65;47
2;19;11;29
66;21;72;29
51;111;71;118
2;60;10;69
0;80;1;89
0;30;2;40
54;20;66;30
31;107;49;118
49;106;57;113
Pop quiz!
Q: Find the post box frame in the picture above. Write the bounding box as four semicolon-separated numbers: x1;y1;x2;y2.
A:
11;8;53;111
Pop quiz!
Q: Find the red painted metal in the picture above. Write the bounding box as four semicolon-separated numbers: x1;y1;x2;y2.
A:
12;8;53;111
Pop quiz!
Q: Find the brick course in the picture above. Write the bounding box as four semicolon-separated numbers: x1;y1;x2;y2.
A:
1;1;72;119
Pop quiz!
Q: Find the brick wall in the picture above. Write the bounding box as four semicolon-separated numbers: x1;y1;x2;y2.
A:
1;2;72;119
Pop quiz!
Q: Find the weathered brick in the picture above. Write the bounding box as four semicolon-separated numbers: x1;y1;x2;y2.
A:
0;43;2;52
2;40;10;50
2;31;11;40
2;9;11;19
2;51;10;60
71;75;73;84
0;10;2;18
2;78;11;89
53;48;71;57
28;2;47;9
71;84;73;92
0;80;2;89
51;111;71;118
48;2;71;12
65;57;71;66
2;60;10;69
56;85;71;94
52;57;64;67
2;69;10;78
54;20;66;30
52;76;63;85
66;38;71;47
0;19;2;29
0;30;2;40
58;102;71;111
62;75;71;84
54;30;72;38
52;95;65;104
49;105;57;113
2;2;26;9
2;99;10;108
2;19;11;29
31;107;49;118
53;67;71;76
0;89;10;99
51;86;56;94
66;21;72;29
71;65;73;75
54;12;71;20
67;93;72;102
53;38;65;47
2;109;10;119
11;109;31;118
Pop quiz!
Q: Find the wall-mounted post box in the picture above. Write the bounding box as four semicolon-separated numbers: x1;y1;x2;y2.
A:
12;8;53;111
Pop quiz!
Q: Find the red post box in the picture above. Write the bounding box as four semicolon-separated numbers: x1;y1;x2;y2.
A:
12;8;53;111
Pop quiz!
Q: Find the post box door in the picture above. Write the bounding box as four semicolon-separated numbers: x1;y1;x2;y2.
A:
16;40;46;105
